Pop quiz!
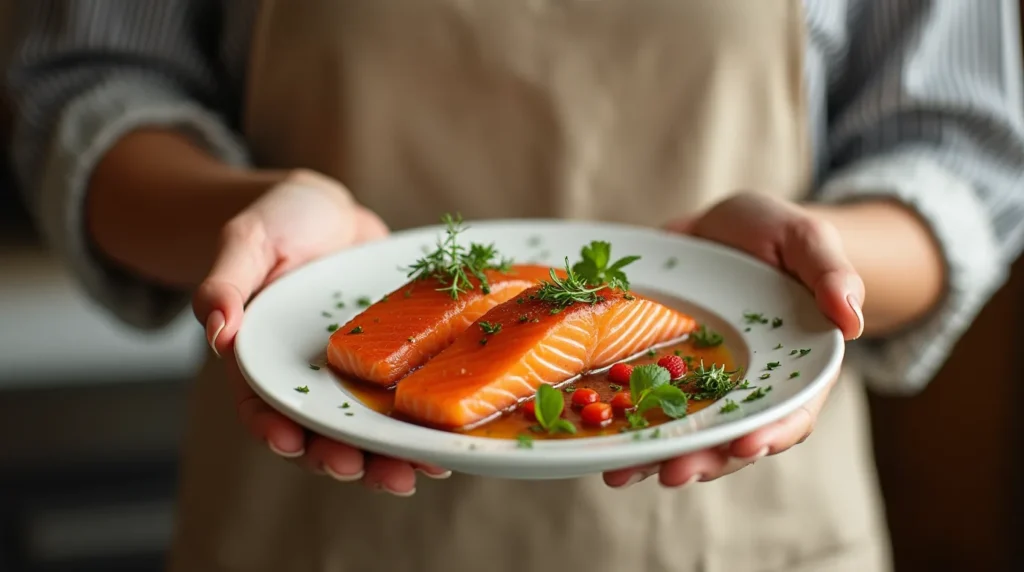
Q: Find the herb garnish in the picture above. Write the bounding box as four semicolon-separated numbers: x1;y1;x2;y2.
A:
327;324;339;332
646;349;657;358
295;386;309;394
344;412;354;417
479;321;502;335
743;386;773;402
533;385;577;435
321;311;332;318
774;343;783;350
766;361;780;371
349;326;363;334
744;312;769;325
308;364;321;371
759;373;771;380
626;365;689;429
719;399;739;414
340;402;351;409
518;315;529;323
789;371;800;379
684;360;739;400
356;296;372;308
771;317;783;328
404;213;512;299
736;379;752;390
516;434;534;449
692;325;723;348
563;385;577;393
572;241;641;291
335;301;346;309
609;383;623;392
664;257;678;270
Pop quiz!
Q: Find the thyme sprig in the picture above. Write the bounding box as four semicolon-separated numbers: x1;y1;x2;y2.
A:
404;213;512;299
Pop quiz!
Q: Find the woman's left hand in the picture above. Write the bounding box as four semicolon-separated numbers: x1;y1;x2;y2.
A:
603;192;865;489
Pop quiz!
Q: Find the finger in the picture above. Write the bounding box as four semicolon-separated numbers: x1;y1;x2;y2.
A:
305;435;366;481
656;447;728;486
354;207;390;243
663;215;699;235
728;375;836;459
782;218;865;340
225;353;306;456
192;218;274;355
362;456;418;497
603;463;660;488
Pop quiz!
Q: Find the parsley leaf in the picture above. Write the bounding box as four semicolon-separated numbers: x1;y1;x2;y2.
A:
743;386;773;402
719;399;739;414
571;241;641;291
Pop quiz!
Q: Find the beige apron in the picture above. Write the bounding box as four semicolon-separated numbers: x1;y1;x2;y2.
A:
169;1;891;570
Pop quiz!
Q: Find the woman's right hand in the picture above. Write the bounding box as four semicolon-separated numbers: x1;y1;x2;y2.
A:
191;169;450;496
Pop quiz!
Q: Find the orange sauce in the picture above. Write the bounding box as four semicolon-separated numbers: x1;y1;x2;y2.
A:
336;338;737;440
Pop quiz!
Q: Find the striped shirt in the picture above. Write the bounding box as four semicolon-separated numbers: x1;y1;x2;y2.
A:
5;0;1024;393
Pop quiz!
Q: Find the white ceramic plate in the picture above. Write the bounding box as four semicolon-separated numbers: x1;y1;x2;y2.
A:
235;219;843;479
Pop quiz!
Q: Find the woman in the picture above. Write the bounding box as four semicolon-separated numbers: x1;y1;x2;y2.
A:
6;1;1024;571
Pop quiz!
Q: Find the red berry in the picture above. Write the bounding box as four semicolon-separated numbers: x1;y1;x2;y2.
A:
610;392;634;412
581;402;613;427
522;401;536;419
608;363;634;385
657;355;688;380
571;388;600;408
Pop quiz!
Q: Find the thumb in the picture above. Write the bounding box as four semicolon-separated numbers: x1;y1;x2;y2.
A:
192;220;275;356
663;214;700;236
781;219;865;341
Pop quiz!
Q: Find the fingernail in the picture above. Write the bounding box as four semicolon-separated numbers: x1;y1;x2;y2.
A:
206;310;226;358
737;446;769;463
384;486;416;498
267;440;304;459
415;468;452;480
619;468;657;489
680;474;702;488
846;294;864;340
324;465;364;482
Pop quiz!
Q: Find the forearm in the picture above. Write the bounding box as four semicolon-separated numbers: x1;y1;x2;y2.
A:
807;200;945;337
86;129;286;288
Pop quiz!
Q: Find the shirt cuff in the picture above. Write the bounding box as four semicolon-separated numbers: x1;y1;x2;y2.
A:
813;151;1007;394
36;74;250;330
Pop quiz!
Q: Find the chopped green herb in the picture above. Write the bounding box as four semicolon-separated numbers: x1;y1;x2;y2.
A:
771;317;783;328
294;386;310;394
790;349;799;356
759;373;771;380
719;399;740;414
308;364;321;371
380;294;389;302
335;301;346;309
340;402;351;409
692;325;724;348
404;213;512;299
563;385;577;393
789;371;800;379
737;379;752;390
344;412;354;417
650;428;662;439
356;296;372;308
744;327;752;332
682;355;695;368
664;257;678;269
549;307;563;315
327;324;339;332
683;360;739;400
774;343;783;350
647;348;657;358
766;361;781;371
743;386;773;402
798;348;812;357
516;298;525;304
518;315;529;323
349;326;363;334
609;383;623;392
623;293;636;301
517;434;535;449
479;338;488;345
479;321;502;335
321;311;332;318
533;384;577;435
743;312;769;325
673;349;682;356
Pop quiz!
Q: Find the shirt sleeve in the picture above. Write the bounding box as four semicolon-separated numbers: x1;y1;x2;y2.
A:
814;0;1024;393
5;0;250;330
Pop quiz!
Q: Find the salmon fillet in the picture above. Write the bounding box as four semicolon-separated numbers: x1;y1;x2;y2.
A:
327;265;555;387
393;286;698;429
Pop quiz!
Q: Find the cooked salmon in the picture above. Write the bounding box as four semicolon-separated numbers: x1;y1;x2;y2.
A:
393;286;698;429
327;265;555;387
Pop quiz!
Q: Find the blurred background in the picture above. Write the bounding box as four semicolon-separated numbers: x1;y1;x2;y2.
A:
0;3;1022;572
